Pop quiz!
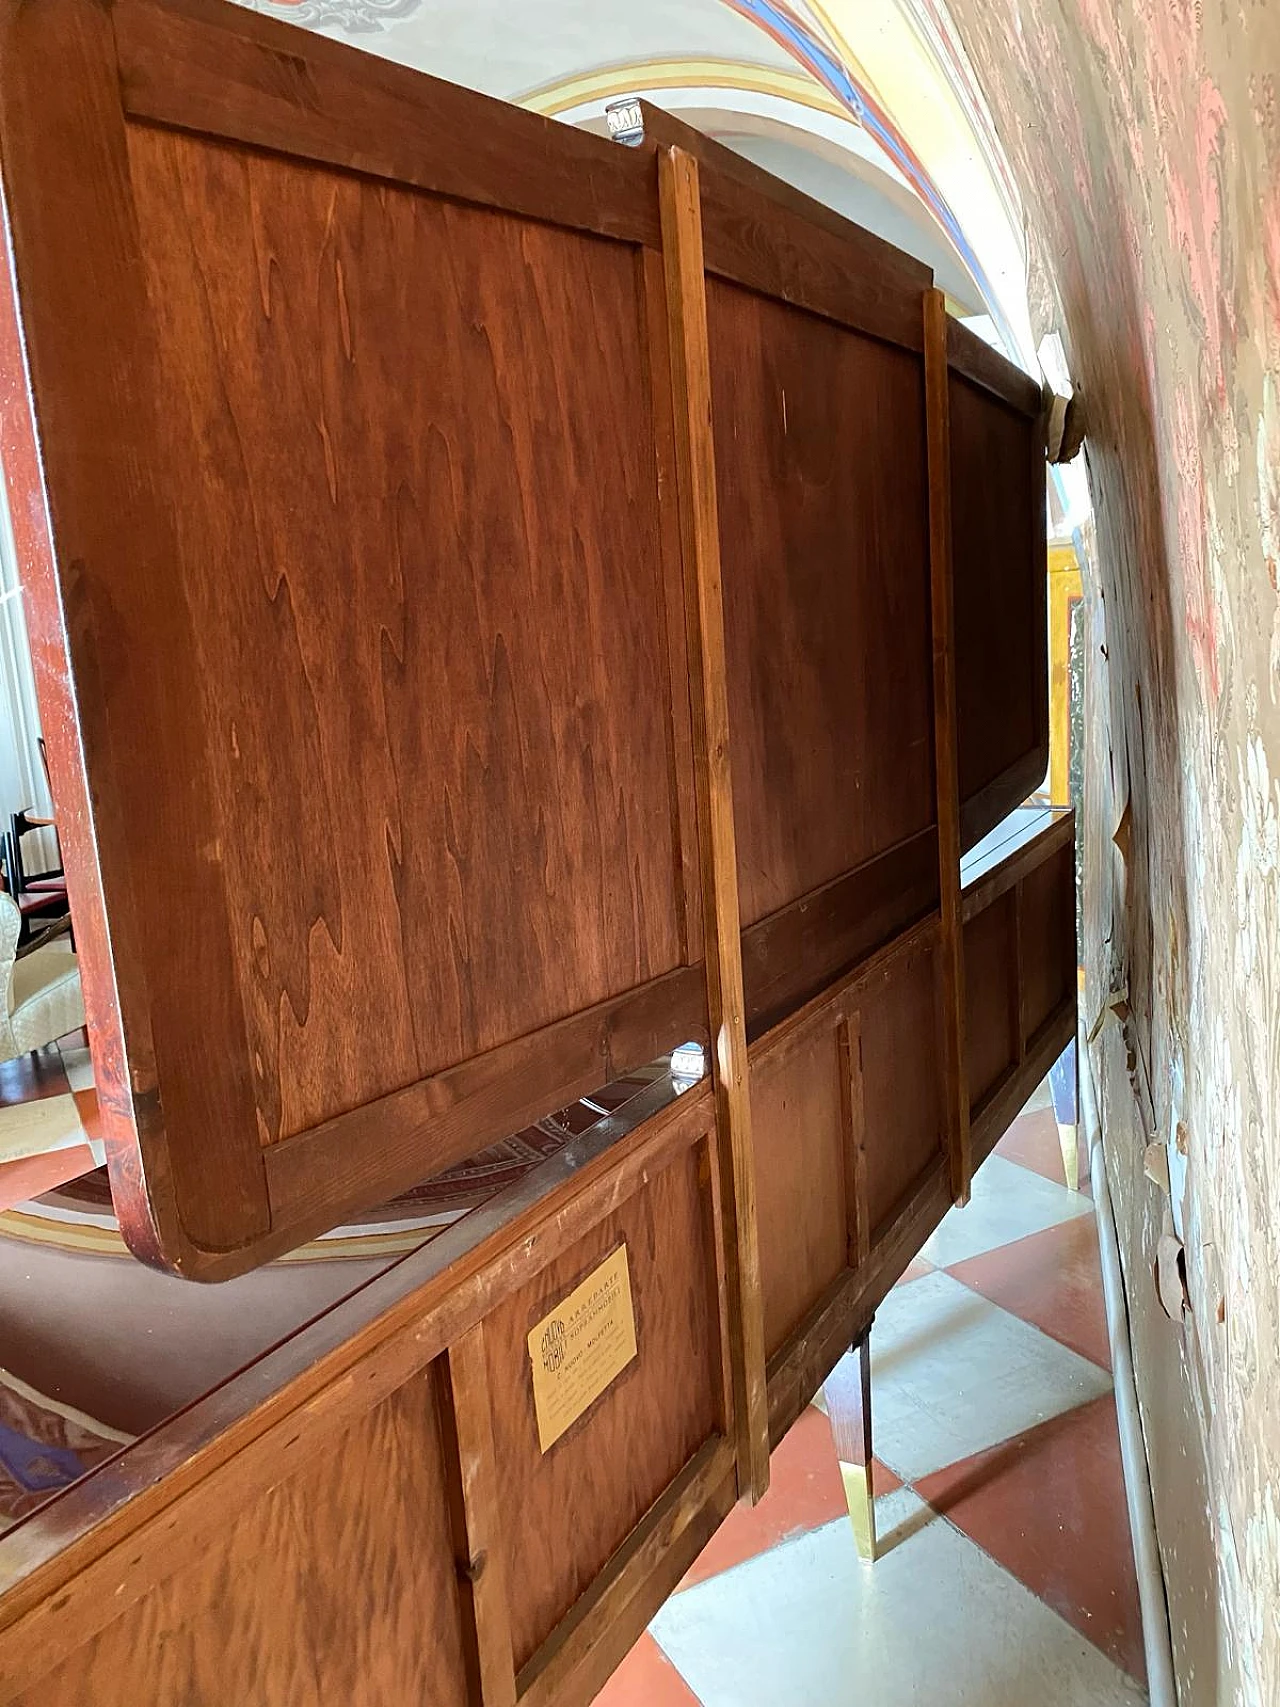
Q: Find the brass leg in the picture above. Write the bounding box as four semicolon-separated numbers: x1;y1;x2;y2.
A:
824;1328;876;1563
1058;1119;1079;1194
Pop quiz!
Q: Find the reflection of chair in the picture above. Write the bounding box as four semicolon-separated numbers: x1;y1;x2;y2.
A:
3;738;70;947
5;808;69;931
0;891;84;1063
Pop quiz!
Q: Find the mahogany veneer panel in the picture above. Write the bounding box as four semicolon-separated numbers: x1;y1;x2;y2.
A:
708;280;934;928
484;1141;722;1670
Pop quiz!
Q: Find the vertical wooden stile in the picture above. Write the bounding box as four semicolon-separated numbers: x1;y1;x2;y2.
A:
657;144;770;1502
924;288;972;1206
440;1324;517;1707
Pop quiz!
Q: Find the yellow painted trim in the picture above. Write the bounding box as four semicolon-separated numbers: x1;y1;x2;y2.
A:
519;58;847;123
1048;542;1082;807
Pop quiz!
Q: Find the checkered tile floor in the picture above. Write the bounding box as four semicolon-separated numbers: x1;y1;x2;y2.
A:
0;1035;101;1207
595;1084;1147;1707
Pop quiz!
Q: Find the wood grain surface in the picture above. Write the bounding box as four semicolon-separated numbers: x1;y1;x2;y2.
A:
7;1372;471;1707
963;888;1021;1109
710;280;933;928
951;371;1049;849
749;1006;850;1357
925;288;972;1206
660;146;770;1500
127;123;683;1141
1018;838;1076;1040
483;1141;719;1671
115;0;661;246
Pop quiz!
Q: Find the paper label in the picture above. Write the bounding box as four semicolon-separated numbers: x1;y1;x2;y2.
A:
528;1243;637;1453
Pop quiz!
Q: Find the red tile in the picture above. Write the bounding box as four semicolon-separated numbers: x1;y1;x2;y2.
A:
917;1395;1145;1683
997;1107;1091;1196
591;1633;700;1706
946;1215;1110;1369
71;1087;104;1147
0;1143;96;1211
681;1403;900;1588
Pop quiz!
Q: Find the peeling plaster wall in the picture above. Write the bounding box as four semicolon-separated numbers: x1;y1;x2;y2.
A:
940;2;1280;1701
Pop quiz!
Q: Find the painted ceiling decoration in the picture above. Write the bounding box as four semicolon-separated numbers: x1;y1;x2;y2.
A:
720;0;1006;337
234;0;421;34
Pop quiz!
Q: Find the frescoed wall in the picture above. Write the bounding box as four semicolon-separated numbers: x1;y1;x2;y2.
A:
933;5;1279;1702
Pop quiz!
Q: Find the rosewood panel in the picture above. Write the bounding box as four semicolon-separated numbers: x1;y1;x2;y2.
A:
708;280;934;929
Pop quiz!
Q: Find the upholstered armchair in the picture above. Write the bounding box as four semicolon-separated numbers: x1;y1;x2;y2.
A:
0;891;85;1064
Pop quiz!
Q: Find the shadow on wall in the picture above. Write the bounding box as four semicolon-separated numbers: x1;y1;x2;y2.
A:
944;0;1280;1702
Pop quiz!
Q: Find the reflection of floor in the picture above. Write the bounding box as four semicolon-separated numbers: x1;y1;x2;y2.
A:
595;1089;1148;1707
0;1035;99;1207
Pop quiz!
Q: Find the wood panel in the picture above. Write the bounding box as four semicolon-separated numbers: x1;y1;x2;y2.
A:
963;888;1020;1108
692;162;926;351
636;102;930;294
8;1371;471;1707
951;366;1049;850
858;940;947;1236
1019;838;1076;1040
750;1008;850;1357
483;1141;721;1671
739;827;938;1038
709;280;934;928
962;807;1076;1143
127;124;683;1139
115;0;662;247
925;288;971;1206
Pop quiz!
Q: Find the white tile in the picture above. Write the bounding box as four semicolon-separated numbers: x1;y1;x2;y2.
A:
865;1271;1112;1480
0;1093;85;1164
923;1152;1090;1267
652;1490;1145;1707
1022;1075;1054;1114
